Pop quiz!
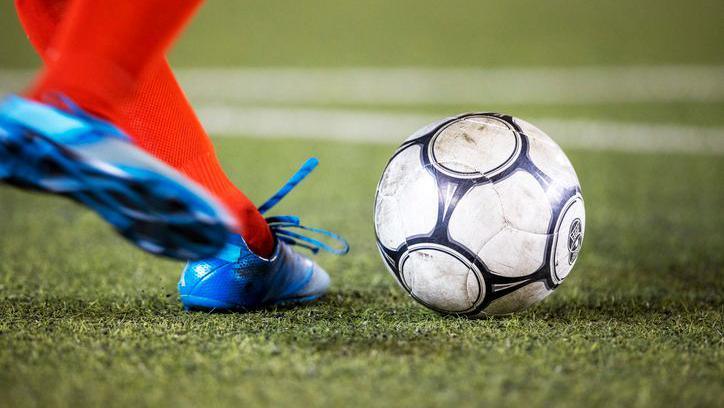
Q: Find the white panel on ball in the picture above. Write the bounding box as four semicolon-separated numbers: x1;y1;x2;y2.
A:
482;281;552;315
448;183;505;254
494;171;552;234
517;118;580;190
429;116;520;178
478;226;548;277
375;145;438;243
395;168;438;237
400;245;483;313
376;145;423;197
374;196;406;249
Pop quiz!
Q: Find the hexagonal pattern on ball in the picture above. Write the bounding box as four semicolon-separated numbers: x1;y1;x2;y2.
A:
373;112;587;318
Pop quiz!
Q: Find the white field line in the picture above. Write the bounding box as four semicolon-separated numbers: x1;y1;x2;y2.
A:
1;65;724;105
1;67;723;153
178;66;724;105
197;105;724;155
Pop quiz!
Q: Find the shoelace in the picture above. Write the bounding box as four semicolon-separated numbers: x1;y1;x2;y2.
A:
258;158;349;255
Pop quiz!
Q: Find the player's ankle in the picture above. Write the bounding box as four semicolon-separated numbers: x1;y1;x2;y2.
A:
238;216;275;259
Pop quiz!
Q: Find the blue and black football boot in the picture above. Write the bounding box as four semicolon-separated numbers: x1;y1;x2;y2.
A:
0;95;236;259
178;158;349;311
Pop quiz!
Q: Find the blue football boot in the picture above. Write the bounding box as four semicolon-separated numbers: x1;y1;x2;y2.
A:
178;158;349;311
0;95;236;260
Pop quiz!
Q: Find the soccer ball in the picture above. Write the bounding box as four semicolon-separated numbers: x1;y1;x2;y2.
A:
373;113;585;317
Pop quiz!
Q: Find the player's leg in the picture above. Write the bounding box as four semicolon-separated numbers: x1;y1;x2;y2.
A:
2;0;234;259
26;0;202;118
14;0;349;309
118;64;275;258
15;0;274;258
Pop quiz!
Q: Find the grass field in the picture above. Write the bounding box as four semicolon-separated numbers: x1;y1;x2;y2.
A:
0;0;723;407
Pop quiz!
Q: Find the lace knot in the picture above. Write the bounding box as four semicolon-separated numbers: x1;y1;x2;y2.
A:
259;158;349;255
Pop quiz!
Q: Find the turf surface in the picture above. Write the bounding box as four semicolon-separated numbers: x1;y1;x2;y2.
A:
0;0;722;406
0;138;722;407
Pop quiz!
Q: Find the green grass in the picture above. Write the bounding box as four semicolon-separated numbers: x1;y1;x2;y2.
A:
0;138;722;407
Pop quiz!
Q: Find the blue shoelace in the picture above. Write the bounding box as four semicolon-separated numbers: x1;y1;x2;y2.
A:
258;158;349;255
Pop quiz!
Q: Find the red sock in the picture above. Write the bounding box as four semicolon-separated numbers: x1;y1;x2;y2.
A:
27;0;202;118
15;0;275;257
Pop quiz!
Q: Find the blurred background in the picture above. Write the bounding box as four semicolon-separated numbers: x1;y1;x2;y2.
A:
0;1;722;407
1;0;723;145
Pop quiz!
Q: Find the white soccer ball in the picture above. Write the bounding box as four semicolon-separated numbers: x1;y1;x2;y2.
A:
374;113;585;317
